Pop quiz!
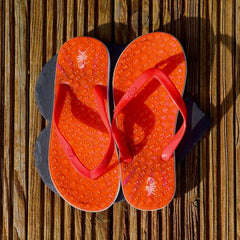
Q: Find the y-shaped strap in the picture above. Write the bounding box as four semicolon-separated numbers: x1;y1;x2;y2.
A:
112;67;187;162
53;84;114;179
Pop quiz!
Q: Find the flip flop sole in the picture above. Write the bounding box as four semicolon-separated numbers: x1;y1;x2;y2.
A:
49;37;120;212
113;32;187;210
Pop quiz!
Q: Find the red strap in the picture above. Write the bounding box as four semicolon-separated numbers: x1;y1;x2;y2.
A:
112;67;187;162
53;84;114;180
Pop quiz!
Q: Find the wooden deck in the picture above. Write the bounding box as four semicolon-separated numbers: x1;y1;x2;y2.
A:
0;0;239;239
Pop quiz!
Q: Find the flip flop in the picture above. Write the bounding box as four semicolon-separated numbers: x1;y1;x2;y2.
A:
35;45;210;205
112;32;187;210
49;37;120;212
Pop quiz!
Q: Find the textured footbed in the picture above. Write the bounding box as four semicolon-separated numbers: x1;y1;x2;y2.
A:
49;37;120;212
113;32;186;210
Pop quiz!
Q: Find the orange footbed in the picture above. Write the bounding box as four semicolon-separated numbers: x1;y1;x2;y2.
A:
49;37;119;212
113;32;186;210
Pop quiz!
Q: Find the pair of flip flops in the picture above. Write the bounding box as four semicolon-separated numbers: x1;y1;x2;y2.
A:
48;32;187;212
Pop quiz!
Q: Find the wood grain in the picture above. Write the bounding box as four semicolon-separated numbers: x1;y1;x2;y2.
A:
95;211;111;240
74;210;84;240
76;0;84;36
44;2;54;238
151;211;159;240
0;0;3;237
66;0;74;39
98;0;113;42
236;2;240;240
152;0;160;32
14;1;29;239
183;1;200;239
29;0;44;239
87;0;95;35
199;1;209;240
113;202;129;240
2;1;14;240
141;211;150;239
208;0;219;239
0;1;239;239
129;206;138;240
219;1;235;239
85;212;95;239
114;0;132;45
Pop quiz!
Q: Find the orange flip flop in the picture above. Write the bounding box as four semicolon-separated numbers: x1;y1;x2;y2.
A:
112;32;187;210
49;37;120;212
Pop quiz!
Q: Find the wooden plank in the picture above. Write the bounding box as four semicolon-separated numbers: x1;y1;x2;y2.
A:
76;0;84;36
13;0;28;239
28;0;44;239
151;211;159;240
172;188;182;240
43;188;54;240
199;1;220;239
85;212;96;239
236;1;240;239
183;1;200;239
141;0;150;34
98;0;113;42
95;211;111;240
226;1;235;237
219;1;235;239
64;204;72;240
0;0;3;236
87;0;95;35
199;1;209;240
184;153;199;240
66;0;74;40
209;0;220;239
152;0;160;32
56;0;65;50
43;1;55;239
114;0;132;45
171;0;182;39
130;0;141;36
129;207;138;240
162;0;172;32
2;1;14;239
74;210;84;240
141;211;149;239
46;0;55;60
160;207;170;240
113;202;129;239
53;196;62;240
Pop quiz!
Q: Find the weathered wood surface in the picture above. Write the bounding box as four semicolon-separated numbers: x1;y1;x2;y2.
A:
0;0;239;239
